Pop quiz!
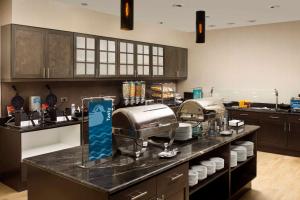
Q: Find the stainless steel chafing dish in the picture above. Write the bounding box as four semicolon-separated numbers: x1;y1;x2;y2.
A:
177;97;225;122
112;104;178;158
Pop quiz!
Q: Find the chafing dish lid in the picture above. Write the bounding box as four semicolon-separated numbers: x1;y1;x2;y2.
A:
112;104;177;131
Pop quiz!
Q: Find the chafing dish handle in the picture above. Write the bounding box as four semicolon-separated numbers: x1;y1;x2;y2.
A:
158;123;171;127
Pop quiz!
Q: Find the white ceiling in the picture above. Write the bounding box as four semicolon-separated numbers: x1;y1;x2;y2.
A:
58;0;300;32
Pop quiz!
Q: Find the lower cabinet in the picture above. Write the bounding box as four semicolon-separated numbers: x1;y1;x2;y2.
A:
228;109;300;156
110;163;189;200
287;115;300;152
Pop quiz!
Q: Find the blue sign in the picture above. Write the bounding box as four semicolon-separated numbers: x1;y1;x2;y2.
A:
88;100;112;161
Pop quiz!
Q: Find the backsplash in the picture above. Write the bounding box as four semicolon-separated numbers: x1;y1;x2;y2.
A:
1;81;122;116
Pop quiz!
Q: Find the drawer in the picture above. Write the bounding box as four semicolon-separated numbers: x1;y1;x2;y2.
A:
156;163;188;196
260;113;286;123
110;177;156;200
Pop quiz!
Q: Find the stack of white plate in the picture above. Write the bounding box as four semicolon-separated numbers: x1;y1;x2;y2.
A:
174;123;193;141
200;160;216;175
235;141;254;157
209;157;225;170
188;170;198;186
232;145;247;162
230;151;238;168
191;165;208;180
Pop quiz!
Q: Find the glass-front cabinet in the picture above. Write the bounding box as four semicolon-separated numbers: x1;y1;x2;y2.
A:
152;45;164;76
99;38;117;77
119;41;135;76
75;34;96;77
137;43;150;76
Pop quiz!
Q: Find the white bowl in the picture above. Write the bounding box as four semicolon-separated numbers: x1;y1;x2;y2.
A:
191;165;208;180
200;160;216;175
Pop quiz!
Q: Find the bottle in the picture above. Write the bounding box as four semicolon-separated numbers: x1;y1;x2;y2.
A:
71;104;76;116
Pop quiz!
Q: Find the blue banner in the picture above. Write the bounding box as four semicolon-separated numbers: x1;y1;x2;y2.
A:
88;99;112;161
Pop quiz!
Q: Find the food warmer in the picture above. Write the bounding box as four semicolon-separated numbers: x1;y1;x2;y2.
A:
112;104;178;158
177;98;226;133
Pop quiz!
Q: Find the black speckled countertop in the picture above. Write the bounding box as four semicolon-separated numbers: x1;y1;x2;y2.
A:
0;119;83;133
226;106;300;116
24;125;259;194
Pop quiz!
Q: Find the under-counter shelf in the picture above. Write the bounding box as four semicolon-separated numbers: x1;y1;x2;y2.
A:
231;156;256;172
189;168;229;195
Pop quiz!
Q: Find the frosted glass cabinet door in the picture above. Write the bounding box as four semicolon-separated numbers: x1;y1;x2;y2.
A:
76;37;85;49
86;38;95;49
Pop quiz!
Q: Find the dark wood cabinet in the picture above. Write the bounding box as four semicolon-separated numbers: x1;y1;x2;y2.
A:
110;163;188;200
12;25;46;78
259;114;287;149
1;24;74;80
228;109;300;156
164;46;188;79
287;115;300;152
47;30;74;78
2;24;188;81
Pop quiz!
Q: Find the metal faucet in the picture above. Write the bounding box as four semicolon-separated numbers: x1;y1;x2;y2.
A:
274;89;279;111
210;87;214;97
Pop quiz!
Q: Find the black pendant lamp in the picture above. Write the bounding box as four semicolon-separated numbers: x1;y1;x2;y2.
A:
121;0;134;30
196;10;205;43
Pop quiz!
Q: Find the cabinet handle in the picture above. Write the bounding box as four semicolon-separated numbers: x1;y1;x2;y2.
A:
43;68;46;78
289;123;291;132
269;116;279;119
47;68;50;78
170;173;183;182
240;113;249;116
130;191;148;200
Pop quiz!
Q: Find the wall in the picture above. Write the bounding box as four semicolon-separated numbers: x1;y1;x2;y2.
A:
0;0;13;116
11;0;191;48
178;21;300;104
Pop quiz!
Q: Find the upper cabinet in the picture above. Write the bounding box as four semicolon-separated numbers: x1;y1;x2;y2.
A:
152;45;164;77
136;43;150;77
164;46;188;79
119;41;135;77
1;24;188;81
12;25;46;79
47;30;74;78
74;34;96;78
99;38;117;77
1;24;74;80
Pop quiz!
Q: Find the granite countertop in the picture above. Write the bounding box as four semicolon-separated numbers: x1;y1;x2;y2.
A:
0;118;85;133
226;106;300;116
24;125;259;194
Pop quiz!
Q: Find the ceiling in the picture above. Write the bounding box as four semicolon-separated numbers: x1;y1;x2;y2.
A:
58;0;300;32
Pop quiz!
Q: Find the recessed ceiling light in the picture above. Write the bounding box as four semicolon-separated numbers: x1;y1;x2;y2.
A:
227;22;236;25
81;2;88;6
209;25;216;28
248;20;257;23
206;16;210;18
159;21;164;25
269;5;280;9
172;4;183;8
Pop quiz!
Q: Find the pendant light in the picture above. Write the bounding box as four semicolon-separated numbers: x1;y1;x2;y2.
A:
196;10;205;43
121;0;134;30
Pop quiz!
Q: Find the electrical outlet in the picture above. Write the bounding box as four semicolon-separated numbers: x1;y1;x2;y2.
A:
60;97;68;103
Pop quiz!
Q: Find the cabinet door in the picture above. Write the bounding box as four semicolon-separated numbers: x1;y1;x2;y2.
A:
136;43;151;77
110;177;156;200
152;45;164;77
99;38;117;77
287;116;300;151
12;25;46;78
259;114;287;148
156;163;188;200
47;30;74;78
163;46;177;78
74;34;96;77
177;48;188;79
119;41;136;77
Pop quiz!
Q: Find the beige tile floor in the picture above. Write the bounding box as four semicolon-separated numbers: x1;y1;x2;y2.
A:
0;152;300;200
